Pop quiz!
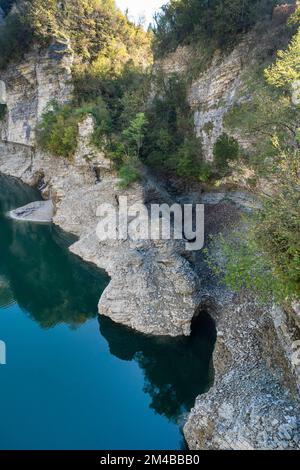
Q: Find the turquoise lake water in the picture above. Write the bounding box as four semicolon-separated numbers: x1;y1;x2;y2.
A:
0;173;216;450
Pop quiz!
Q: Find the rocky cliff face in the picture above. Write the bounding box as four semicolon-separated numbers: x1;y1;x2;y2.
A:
0;31;299;449
184;285;300;450
0;39;73;146
0;43;200;337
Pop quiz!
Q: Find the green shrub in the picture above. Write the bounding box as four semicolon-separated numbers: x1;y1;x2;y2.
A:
143;74;210;180
207;229;287;303
265;27;300;92
0;103;7;120
153;0;278;57
213;133;239;174
0;8;34;69
88;98;111;149
198;162;213;182
223;23;300;173
211;25;300;305
36;102;82;159
208;148;300;303
121;112;148;158
175;137;212;181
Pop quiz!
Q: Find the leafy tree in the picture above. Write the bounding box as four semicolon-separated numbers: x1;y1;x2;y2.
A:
142;73;209;180
0;0;152;70
264;28;300;92
224;77;300;173
213;133;239;174
210;22;300;304
114;113;147;188
118;163;140;188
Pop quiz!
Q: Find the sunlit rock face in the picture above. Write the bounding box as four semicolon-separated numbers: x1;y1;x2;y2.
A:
157;25;293;163
0;7;4;25
0;80;6;104
189;44;245;162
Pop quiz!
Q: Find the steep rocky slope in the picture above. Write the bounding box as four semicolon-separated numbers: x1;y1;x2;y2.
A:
152;17;300;448
0;43;200;337
158;24;291;163
184;281;300;449
0;21;299;450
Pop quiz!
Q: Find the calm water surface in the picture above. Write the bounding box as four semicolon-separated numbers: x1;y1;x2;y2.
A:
0;174;216;450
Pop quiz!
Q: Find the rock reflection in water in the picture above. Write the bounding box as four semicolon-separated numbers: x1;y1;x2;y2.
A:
0;174;109;328
0;173;216;438
100;314;216;422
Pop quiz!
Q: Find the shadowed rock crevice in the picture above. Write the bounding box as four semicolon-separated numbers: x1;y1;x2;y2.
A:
99;312;217;423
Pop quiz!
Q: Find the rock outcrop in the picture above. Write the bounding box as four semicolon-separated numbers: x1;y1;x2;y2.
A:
184;291;300;450
189;43;246;161
158;24;291;162
9;199;54;222
0;43;200;337
0;39;73;146
180;197;300;450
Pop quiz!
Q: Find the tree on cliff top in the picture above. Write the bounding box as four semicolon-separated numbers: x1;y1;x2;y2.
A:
0;0;151;69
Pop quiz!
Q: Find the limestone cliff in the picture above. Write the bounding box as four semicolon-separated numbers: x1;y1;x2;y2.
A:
157;22;300;449
184;274;300;449
0;39;73;146
0;24;299;451
158;25;289;163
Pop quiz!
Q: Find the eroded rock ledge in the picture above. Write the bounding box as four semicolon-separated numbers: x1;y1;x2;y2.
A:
0;42;202;337
184;290;300;450
1;40;299;449
0;141;200;337
9;199;54;222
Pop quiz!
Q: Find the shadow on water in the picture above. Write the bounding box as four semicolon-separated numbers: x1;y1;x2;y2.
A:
100;313;216;423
